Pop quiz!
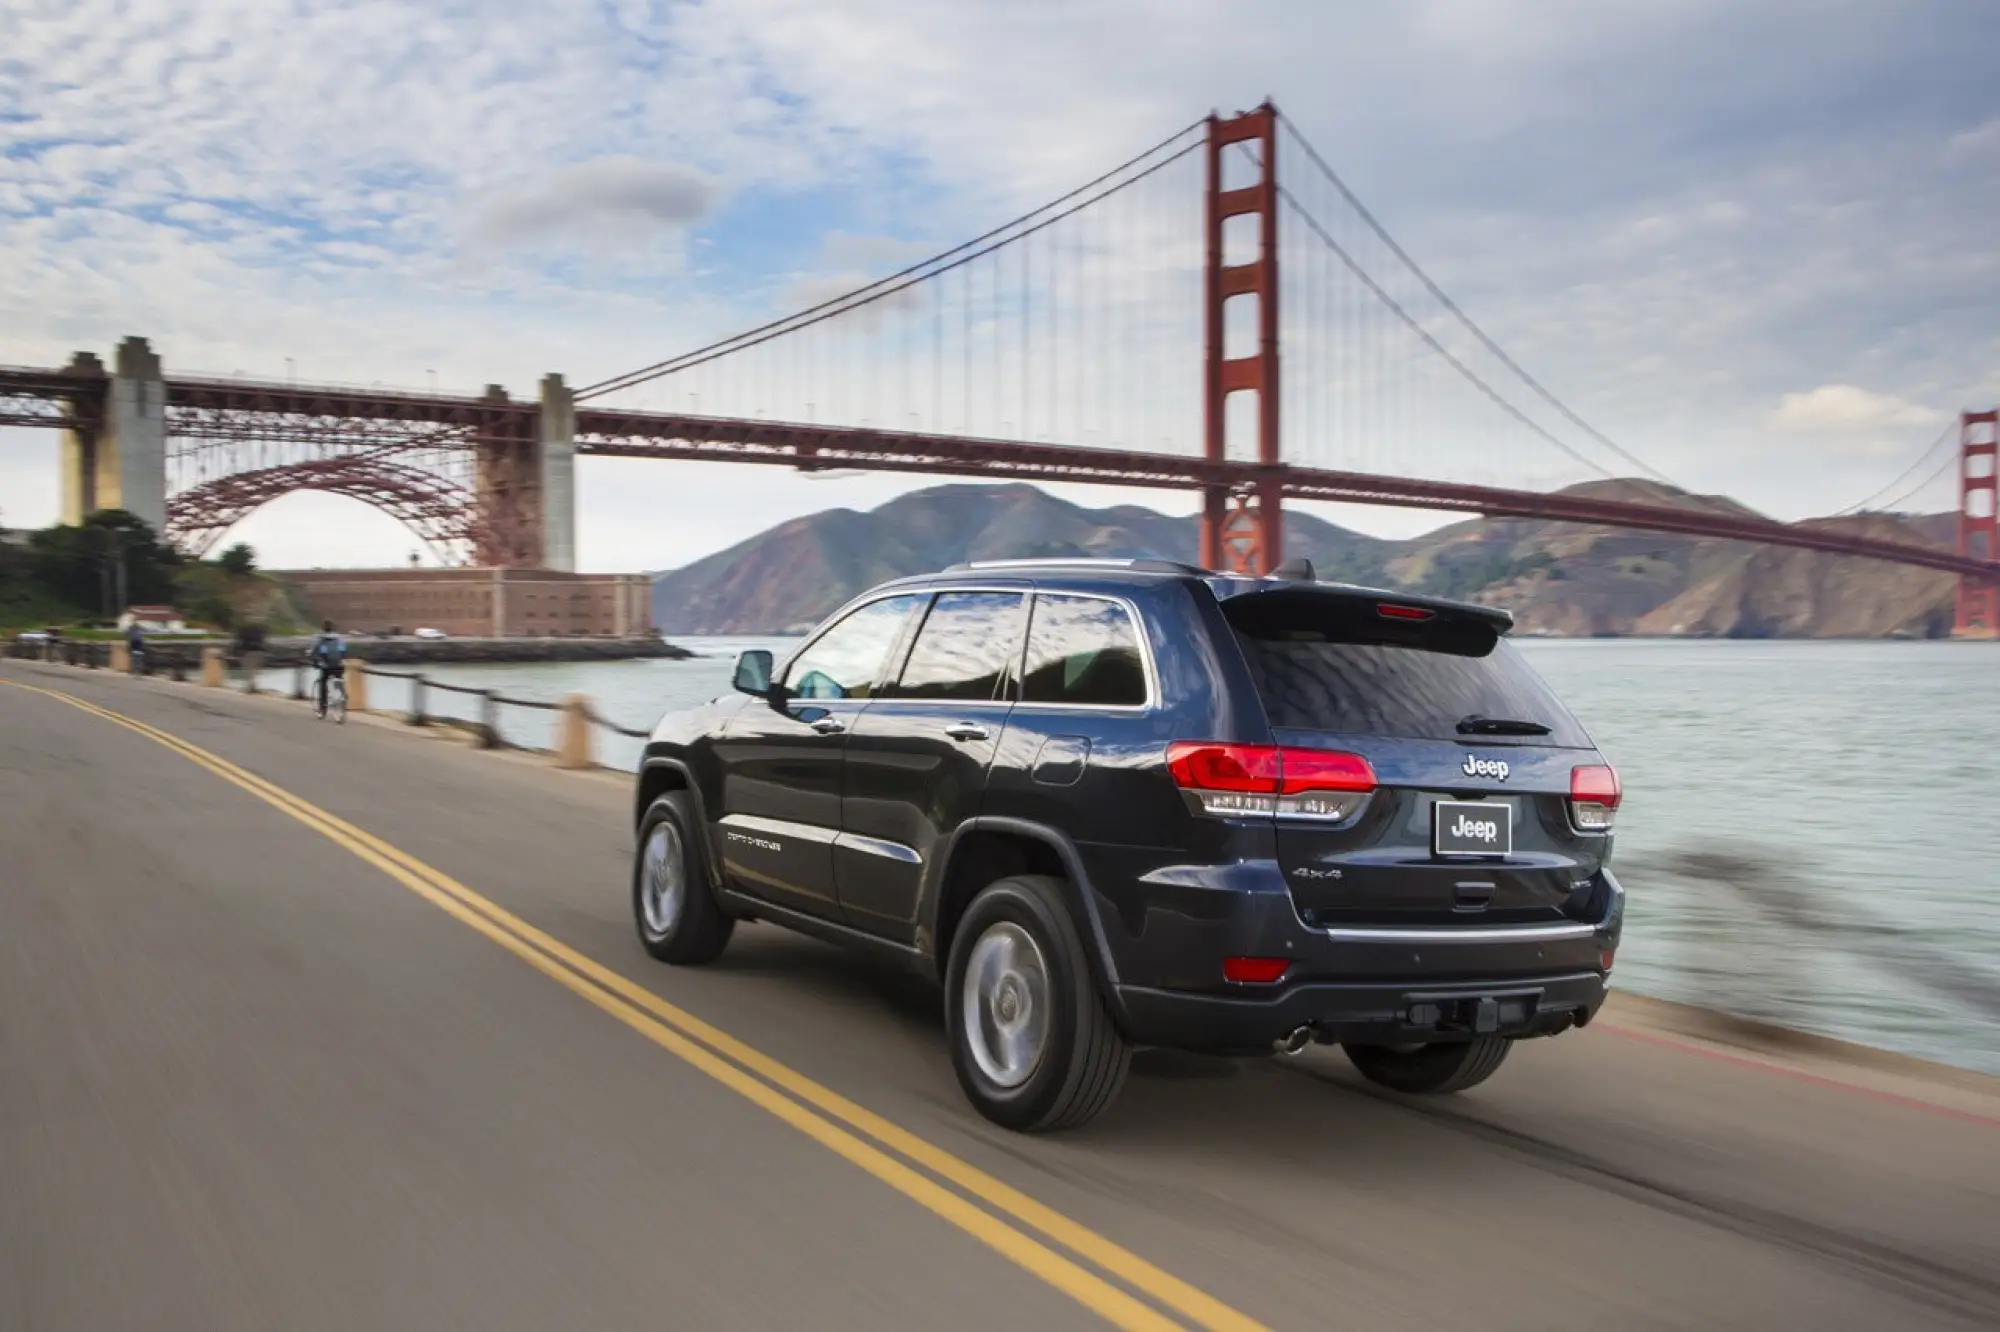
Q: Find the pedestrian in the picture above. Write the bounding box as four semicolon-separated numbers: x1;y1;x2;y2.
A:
126;619;146;675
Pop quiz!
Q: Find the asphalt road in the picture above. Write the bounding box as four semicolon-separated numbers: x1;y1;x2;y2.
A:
3;659;1997;1332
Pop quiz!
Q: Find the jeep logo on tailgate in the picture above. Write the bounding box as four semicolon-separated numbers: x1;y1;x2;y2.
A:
1461;754;1510;781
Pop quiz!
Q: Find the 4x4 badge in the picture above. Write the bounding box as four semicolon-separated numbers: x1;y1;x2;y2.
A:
1462;755;1510;781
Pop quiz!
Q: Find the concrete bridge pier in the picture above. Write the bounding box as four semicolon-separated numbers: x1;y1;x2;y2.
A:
468;375;576;570
57;352;106;525
60;337;165;533
539;373;576;573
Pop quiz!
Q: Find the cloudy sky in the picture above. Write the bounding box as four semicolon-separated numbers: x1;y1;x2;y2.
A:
3;0;1996;571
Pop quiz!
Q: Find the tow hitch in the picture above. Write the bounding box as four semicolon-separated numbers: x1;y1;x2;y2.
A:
1402;990;1546;1036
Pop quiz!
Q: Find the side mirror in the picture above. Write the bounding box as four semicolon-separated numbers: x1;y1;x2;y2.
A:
731;649;775;698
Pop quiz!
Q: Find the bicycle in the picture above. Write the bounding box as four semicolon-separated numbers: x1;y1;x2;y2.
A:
314;669;348;724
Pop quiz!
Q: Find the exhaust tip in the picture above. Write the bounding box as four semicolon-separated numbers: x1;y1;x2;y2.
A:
1273;1025;1313;1056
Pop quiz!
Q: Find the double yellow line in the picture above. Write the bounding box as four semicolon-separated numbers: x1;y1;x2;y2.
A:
0;678;1267;1332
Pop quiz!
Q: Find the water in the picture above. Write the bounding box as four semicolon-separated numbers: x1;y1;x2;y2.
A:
261;638;2000;1074
1521;639;2000;1074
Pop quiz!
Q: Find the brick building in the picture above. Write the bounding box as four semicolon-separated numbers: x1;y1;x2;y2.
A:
279;568;654;638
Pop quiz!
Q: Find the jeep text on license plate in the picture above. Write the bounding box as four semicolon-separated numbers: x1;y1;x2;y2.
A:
1433;799;1511;857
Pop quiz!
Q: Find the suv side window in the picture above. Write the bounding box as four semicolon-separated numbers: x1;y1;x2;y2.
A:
1020;594;1148;707
890;591;1027;701
783;594;924;700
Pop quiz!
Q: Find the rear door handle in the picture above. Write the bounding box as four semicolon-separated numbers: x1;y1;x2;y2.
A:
810;716;847;735
943;722;990;742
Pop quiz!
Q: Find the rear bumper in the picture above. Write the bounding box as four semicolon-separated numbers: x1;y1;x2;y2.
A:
1114;971;1607;1053
1093;865;1625;1054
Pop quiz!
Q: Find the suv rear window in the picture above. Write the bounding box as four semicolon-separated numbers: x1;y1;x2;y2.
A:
1225;592;1588;746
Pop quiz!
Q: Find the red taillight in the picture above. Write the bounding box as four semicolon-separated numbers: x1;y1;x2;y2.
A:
1377;602;1434;621
1166;742;1281;793
1570;764;1621;831
1223;956;1291;984
1167;743;1376;819
1276;748;1376;795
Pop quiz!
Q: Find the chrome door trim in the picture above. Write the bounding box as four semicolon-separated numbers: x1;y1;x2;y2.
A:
833;831;923;866
718;813;839;844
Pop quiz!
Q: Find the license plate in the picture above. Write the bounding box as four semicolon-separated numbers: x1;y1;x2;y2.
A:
1433;800;1511;857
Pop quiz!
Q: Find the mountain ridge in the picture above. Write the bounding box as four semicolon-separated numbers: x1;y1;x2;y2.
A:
649;481;1957;639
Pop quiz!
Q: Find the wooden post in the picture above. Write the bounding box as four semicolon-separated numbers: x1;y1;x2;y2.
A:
344;660;369;712
109;641;131;673
554;693;593;769
479;691;501;749
199;647;225;687
408;674;429;726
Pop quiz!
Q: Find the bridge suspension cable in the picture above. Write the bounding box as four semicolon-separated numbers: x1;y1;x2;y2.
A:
575;120;1206;403
1870;440;1961;516
1835;420;1958;515
1273;113;1681;490
1274;184;1631;485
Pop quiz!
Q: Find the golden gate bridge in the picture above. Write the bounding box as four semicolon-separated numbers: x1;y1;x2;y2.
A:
3;100;1996;635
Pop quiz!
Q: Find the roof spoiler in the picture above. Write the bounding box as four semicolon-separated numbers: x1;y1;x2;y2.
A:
1218;579;1516;634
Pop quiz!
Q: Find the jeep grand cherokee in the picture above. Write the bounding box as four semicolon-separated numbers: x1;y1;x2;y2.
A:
630;558;1625;1131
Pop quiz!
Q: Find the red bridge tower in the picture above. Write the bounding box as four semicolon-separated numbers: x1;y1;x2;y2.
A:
1957;410;1999;639
1201;101;1282;575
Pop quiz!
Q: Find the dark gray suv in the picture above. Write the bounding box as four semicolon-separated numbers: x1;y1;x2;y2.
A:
631;558;1626;1131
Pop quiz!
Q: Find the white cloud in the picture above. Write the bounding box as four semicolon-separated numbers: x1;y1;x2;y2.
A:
1767;385;1945;435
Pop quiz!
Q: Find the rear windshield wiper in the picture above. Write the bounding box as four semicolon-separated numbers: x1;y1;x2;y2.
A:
1457;715;1551;736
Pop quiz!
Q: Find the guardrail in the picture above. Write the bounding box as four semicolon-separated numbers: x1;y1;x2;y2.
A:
344;663;645;765
6;636;199;678
8;640;650;768
7;638;109;668
353;665;585;755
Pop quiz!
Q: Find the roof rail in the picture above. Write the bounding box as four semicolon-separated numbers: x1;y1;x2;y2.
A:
944;557;1210;575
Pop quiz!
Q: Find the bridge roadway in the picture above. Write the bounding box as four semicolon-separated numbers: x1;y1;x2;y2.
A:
3;658;1996;1332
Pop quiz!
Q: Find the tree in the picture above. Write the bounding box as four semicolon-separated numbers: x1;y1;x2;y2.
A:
219;543;257;576
28;510;182;613
189;590;235;631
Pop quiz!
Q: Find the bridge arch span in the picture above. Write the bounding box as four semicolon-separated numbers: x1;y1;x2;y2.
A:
165;457;476;563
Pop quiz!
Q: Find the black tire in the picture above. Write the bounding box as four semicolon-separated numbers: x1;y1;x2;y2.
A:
632;792;733;965
1343;1036;1512;1094
944;875;1130;1132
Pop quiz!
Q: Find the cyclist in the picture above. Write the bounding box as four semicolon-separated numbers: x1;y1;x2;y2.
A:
308;619;347;715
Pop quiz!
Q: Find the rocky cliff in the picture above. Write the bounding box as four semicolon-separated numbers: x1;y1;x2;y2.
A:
650;480;1955;639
